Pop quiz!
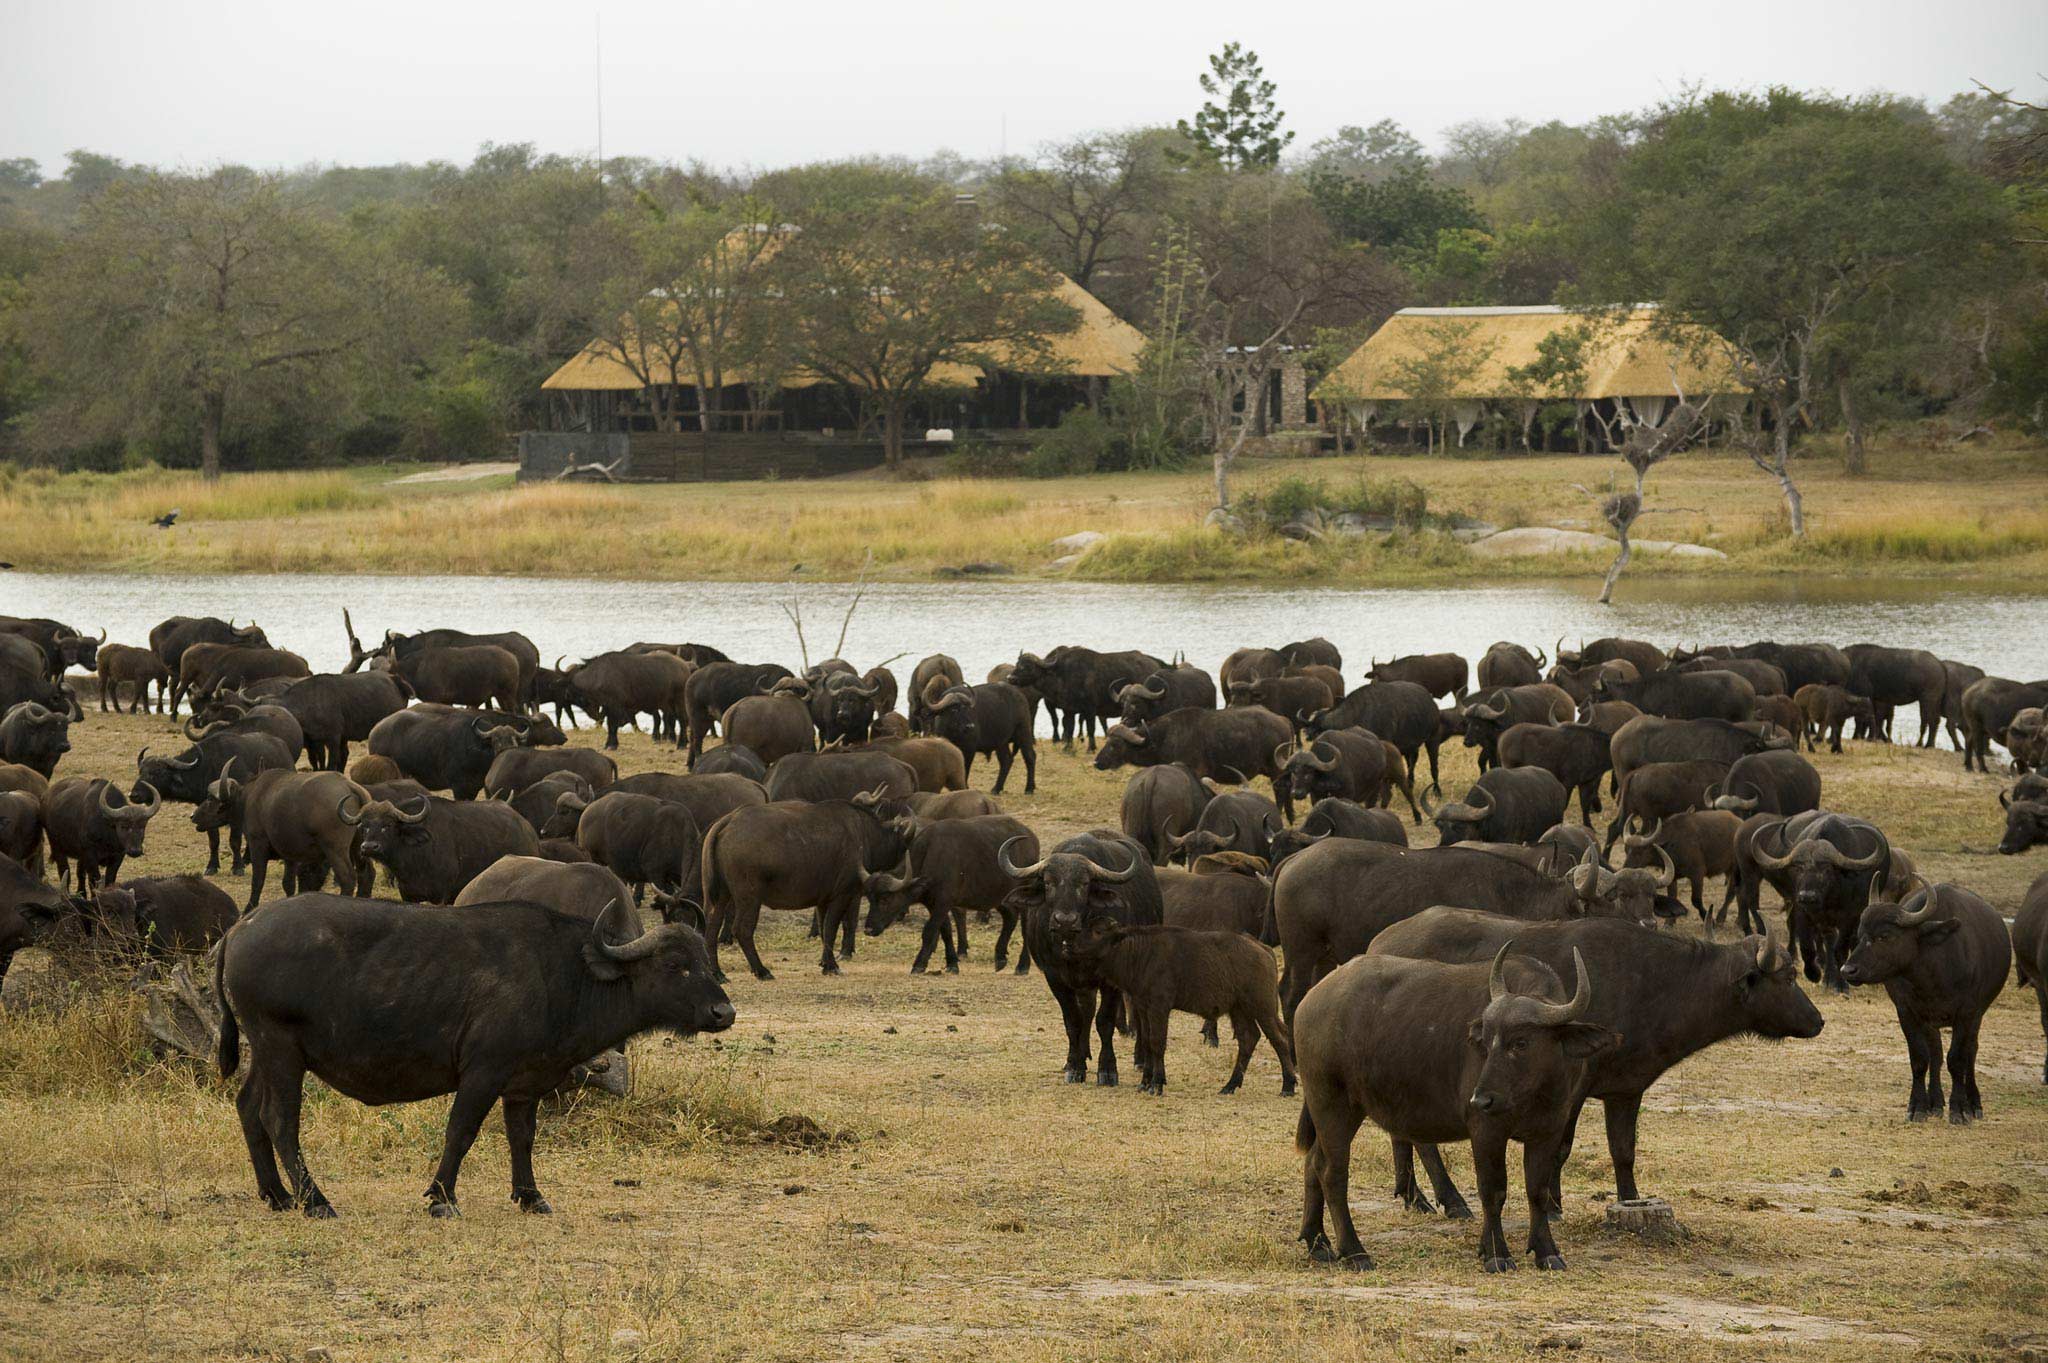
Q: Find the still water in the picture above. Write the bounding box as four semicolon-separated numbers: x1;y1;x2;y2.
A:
6;571;2045;739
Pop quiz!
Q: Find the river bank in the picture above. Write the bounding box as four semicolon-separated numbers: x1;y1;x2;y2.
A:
4;430;2045;586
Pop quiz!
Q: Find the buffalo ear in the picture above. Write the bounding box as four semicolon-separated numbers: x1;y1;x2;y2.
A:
1915;919;1959;946
1559;1024;1622;1061
1465;1019;1486;1048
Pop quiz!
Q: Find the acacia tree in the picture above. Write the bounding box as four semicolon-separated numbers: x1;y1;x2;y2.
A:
579;196;784;433
986;129;1173;294
1383;318;1497;453
1578;91;2012;532
770;186;1079;467
20;168;458;477
1177;43;1293;171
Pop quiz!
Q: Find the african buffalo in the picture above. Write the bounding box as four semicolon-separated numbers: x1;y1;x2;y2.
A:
1476;641;1545;691
0;702;70;778
700;787;910;978
1301;681;1442;793
1295;945;1611;1272
1495;722;1611;825
720;689;816;767
1365;652;1468;702
1426;767;1568;847
1268;799;1408;869
366;705;534;801
1120;764;1212;865
1709;749;1821;819
44;778;161;891
864;813;1038;973
96;644;170;714
1845;644;1947;746
1006;830;1162;1085
216;895;731;1217
341;790;539;905
924;680;1038;793
1096;706;1293;815
1842;884;2010;1123
1367;914;1821;1218
685;662;796;763
1116;664;1217;725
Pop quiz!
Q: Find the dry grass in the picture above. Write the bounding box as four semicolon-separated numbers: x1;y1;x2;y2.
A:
2;704;2045;1362
6;428;2048;584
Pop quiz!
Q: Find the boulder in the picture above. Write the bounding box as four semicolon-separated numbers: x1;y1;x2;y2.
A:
1203;508;1248;535
1465;527;1729;560
1048;530;1105;554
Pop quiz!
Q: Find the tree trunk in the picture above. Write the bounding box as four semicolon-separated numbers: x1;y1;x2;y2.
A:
200;389;225;481
1774;424;1805;537
1839;377;1866;476
1213;421;1253;509
883;399;905;468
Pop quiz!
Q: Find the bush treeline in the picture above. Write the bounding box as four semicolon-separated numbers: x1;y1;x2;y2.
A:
0;68;2041;481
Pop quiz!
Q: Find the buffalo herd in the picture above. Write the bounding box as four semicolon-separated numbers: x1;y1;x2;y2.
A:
1;615;2044;1272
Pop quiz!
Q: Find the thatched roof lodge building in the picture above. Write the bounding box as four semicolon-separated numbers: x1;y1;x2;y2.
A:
1315;304;1736;451
537;274;1145;456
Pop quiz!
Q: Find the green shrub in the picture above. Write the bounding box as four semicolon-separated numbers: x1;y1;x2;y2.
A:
1023;405;1115;478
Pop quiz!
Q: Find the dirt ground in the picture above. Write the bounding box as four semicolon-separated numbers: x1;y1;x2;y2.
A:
1;706;2045;1363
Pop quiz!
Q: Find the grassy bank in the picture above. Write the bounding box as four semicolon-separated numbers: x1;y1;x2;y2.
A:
2;709;2045;1361
4;429;2047;584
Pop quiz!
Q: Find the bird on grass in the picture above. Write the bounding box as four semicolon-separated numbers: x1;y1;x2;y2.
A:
151;508;181;530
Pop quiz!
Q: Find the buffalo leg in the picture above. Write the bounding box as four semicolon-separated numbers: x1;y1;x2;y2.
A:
1019;739;1036;794
1049;979;1092;1082
1416;1144;1473;1219
1525;1137;1569;1269
205;828;223;875
733;900;773;981
818;898;846;975
424;1077;504;1217
1898;1003;1940;1120
254;1053;333;1217
990;747;1013;794
1392;1139;1433;1213
1601;1092;1644;1203
1304;1100;1371;1268
503;1098;550;1212
234;1078;293;1211
992;910;1015;971
910;911;942;973
839;895;858;959
1472;1130;1515;1272
1219;1008;1259;1095
1946;1017;1984;1123
1201;1017;1220;1047
1093;987;1123;1085
952;909;969;959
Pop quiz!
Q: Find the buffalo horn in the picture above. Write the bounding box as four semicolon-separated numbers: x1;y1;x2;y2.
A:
591;899;661;962
929;691;971;713
1894;886;1934;926
1525;948;1593;1025
1304;742;1340;772
997;835;1049;879
1819;832;1887;872
393;795;430;824
1650;844;1676;890
1082;842;1140;884
1106;723;1146;746
1749;820;1798;871
1487;940;1514;1002
335;792;365;826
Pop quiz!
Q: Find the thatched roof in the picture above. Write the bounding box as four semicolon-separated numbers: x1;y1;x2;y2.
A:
1314;305;1738;404
541;271;1144;393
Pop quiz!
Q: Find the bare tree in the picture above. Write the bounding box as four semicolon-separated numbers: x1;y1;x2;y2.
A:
1580;382;1713;604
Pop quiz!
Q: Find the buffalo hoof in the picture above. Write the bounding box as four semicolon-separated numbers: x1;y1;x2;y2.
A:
1063;1066;1087;1084
907;964;926;976
993;957;1009;971
1536;1254;1567;1271
1338;1252;1374;1273
427;1201;462;1219
1949;1110;1975;1126
1305;1232;1337;1263
1280;1079;1296;1098
302;1201;337;1220
1096;1069;1119;1088
1907;1107;1931;1123
260;1191;292;1212
752;967;775;982
1011;963;1030;977
1483;1256;1516;1274
1217;1081;1241;1096
944;963;959;975
820;962;842;977
515;1194;553;1215
1401;1195;1435;1216
1441;1201;1474;1222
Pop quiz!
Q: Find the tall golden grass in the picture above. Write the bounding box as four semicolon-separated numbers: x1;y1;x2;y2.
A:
6;429;2048;582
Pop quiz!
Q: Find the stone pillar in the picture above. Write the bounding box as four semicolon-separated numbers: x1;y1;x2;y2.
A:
1280;355;1308;426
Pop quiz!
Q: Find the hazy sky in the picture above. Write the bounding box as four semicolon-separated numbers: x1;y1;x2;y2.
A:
6;0;2045;175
